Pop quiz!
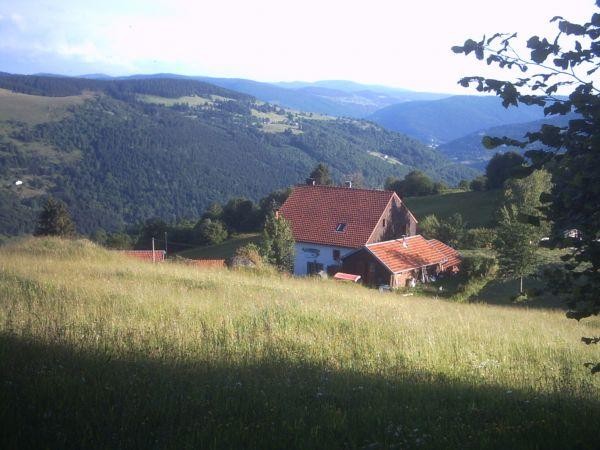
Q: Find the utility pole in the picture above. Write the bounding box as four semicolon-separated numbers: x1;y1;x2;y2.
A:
164;231;168;256
152;237;156;263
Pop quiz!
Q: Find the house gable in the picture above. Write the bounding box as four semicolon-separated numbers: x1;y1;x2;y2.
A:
279;185;417;249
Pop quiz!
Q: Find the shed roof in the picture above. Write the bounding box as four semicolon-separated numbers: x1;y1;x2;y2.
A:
428;239;462;268
365;235;444;273
278;184;400;248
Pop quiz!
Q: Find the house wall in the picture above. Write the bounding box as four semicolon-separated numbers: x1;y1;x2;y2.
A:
367;196;417;244
293;242;354;276
342;250;393;287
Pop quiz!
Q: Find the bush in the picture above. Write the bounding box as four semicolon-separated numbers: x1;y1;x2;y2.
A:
462;253;498;279
470;176;488;191
419;214;441;240
194;219;228;246
227;243;264;268
462;228;497;249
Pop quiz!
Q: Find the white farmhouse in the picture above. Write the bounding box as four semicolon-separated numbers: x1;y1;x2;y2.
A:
278;181;418;276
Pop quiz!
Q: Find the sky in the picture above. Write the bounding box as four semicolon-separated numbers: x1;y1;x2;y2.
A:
0;0;595;93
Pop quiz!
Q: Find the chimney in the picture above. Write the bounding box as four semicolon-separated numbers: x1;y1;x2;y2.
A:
305;178;316;186
275;210;280;220
344;180;352;188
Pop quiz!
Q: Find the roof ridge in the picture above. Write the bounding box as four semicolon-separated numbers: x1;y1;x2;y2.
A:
366;235;423;247
295;184;394;195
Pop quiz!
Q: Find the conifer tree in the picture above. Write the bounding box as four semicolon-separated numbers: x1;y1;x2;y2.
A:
34;197;76;237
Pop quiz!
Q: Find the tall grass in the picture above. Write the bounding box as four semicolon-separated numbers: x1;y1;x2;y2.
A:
1;237;598;449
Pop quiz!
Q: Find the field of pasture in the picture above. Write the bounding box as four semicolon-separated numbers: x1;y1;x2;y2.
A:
0;238;598;449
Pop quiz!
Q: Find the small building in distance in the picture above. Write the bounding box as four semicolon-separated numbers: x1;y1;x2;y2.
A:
342;235;461;288
278;181;417;276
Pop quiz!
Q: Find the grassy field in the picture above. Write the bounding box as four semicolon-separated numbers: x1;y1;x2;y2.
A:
0;88;93;124
404;190;502;228
0;237;598;449
176;233;261;259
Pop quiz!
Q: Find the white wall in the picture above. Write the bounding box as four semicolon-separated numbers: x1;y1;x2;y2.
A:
293;242;354;276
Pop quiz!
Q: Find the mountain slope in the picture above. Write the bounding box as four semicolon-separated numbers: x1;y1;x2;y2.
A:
369;95;547;144
0;74;477;235
437;115;573;169
79;74;450;118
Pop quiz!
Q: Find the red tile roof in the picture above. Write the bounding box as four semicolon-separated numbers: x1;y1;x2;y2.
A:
365;235;444;273
333;272;362;282
428;239;462;268
278;185;398;248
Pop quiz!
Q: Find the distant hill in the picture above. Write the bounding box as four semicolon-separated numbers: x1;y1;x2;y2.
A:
437;115;573;170
0;73;477;236
75;74;450;118
368;95;547;145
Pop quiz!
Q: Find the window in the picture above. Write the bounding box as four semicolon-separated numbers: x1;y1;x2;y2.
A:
307;262;324;275
382;218;386;227
335;223;346;232
333;249;341;261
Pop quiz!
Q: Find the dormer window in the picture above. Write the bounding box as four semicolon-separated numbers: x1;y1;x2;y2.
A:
335;223;346;232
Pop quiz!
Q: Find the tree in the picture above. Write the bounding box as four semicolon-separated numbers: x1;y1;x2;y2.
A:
435;213;466;248
452;2;599;371
309;163;333;185
470;175;488;191
502;169;553;236
194;218;228;246
202;202;223;221
417;213;465;247
385;171;435;197
34;197;75;237
494;205;540;296
418;214;441;240
485;152;526;189
458;179;471;190
222;198;260;233
261;212;295;272
135;217;168;249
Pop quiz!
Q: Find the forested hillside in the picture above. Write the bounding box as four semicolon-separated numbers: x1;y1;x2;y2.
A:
437;115;573;169
369;95;546;145
0;74;477;236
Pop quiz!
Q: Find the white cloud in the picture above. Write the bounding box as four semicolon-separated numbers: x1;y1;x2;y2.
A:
0;0;596;91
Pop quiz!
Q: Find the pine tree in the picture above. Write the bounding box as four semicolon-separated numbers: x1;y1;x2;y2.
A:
34;197;76;237
309;163;333;185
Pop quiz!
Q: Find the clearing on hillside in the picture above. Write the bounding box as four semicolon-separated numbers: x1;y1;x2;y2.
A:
0;238;598;449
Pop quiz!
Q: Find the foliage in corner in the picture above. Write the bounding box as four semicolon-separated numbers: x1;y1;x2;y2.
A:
452;1;600;372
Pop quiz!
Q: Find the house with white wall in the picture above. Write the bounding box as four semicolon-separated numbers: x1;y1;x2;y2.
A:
278;181;418;276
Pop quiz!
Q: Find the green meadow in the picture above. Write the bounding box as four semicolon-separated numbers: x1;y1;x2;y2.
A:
0;238;598;449
404;190;502;228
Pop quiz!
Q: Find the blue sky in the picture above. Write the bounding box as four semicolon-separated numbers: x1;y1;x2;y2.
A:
0;0;594;93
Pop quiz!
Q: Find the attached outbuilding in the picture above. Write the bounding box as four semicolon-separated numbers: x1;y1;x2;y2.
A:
341;235;461;289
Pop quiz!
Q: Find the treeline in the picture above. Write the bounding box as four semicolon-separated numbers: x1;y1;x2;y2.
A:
88;188;292;251
0;73;251;100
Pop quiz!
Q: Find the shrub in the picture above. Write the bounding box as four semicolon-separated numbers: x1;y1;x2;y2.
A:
228;243;264;268
470;176;488;191
462;228;497;249
462;253;498;279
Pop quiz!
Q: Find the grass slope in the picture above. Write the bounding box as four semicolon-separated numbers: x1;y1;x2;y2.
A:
177;233;261;259
404;190;502;228
1;238;598;449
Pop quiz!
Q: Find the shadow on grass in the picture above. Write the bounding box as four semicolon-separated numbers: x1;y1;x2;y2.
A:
1;334;598;449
